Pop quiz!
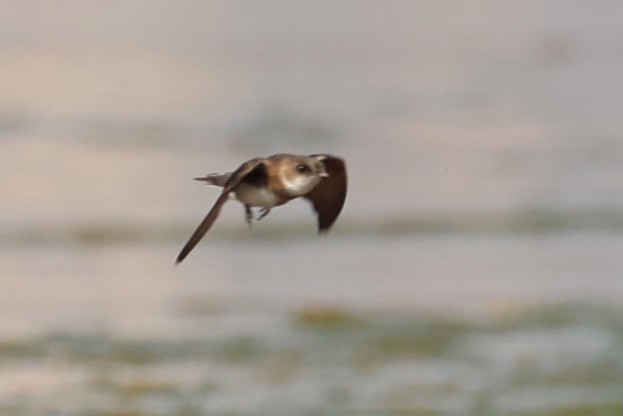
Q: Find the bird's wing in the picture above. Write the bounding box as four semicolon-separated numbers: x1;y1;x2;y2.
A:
304;154;347;232
175;191;230;264
175;158;267;264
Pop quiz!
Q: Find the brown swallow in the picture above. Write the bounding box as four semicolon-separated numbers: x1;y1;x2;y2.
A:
175;153;347;264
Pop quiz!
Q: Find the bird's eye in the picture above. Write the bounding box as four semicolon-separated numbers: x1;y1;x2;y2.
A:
296;164;309;173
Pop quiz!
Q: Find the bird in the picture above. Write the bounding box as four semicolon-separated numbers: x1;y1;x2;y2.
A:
175;153;347;264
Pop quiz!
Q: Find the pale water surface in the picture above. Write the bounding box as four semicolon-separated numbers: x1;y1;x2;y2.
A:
1;1;623;415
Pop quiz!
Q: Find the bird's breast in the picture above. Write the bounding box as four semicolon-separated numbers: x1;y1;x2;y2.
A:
234;183;283;207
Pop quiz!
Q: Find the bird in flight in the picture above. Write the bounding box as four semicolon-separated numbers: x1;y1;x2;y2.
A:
176;153;347;264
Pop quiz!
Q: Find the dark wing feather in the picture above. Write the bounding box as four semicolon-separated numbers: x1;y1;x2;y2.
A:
175;158;266;264
304;155;347;232
175;192;230;264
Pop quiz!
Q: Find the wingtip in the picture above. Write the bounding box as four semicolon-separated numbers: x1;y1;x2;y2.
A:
317;225;331;234
175;250;188;265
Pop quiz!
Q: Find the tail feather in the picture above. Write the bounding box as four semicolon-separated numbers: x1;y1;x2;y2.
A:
194;172;231;187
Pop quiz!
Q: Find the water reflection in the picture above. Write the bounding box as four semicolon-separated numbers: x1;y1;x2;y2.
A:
2;1;623;414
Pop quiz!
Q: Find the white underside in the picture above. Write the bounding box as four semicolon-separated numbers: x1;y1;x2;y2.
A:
282;175;321;196
234;183;281;207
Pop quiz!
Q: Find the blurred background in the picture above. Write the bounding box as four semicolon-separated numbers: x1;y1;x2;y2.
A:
1;1;623;415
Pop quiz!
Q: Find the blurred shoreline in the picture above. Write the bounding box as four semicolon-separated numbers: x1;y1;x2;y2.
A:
2;2;623;414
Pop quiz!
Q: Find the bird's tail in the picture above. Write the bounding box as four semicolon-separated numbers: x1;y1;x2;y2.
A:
194;172;231;187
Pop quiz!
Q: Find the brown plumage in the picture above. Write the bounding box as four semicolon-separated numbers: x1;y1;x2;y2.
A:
176;153;347;264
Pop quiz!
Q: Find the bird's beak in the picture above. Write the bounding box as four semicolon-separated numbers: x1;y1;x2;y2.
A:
194;176;210;182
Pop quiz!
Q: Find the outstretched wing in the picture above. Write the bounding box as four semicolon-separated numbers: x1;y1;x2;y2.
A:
175;158;266;264
304;154;347;232
175;191;230;264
